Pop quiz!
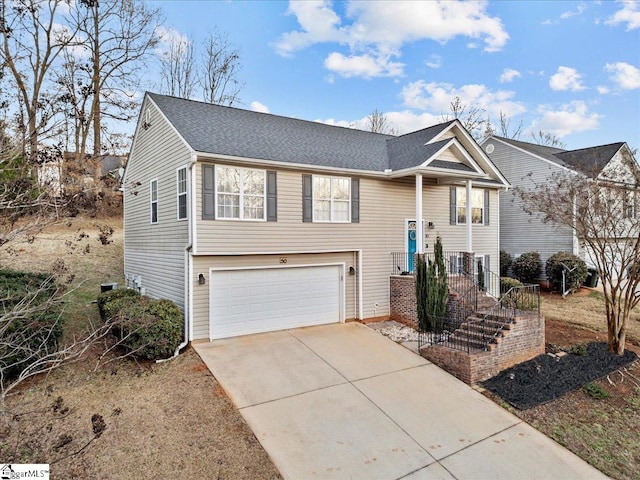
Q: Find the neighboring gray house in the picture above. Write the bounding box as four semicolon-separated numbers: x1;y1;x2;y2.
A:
481;135;639;278
123;93;509;342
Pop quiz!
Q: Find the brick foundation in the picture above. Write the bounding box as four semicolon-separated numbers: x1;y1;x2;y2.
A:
389;275;418;328
420;313;545;385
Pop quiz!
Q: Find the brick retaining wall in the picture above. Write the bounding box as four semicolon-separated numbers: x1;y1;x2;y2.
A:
420;313;545;385
390;274;546;385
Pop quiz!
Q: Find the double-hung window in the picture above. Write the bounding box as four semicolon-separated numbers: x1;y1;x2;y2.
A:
150;179;158;224
312;176;351;222
456;187;484;224
216;166;266;220
177;167;187;220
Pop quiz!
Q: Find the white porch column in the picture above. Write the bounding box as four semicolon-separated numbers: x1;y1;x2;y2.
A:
416;173;424;254
465;179;473;252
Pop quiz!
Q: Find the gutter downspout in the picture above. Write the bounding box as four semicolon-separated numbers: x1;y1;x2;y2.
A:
157;154;196;362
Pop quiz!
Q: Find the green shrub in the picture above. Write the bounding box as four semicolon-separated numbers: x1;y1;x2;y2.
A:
500;250;512;277
97;288;140;321
512;252;542;283
499;277;538;310
0;269;64;380
546;252;588;294
568;344;587;356
415;237;447;333
583;383;609;400
500;276;523;292
113;297;183;360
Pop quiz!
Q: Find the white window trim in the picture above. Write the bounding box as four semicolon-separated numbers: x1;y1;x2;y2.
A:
176;166;188;221
312;175;351;223
215;165;267;221
455;186;484;225
150;178;158;224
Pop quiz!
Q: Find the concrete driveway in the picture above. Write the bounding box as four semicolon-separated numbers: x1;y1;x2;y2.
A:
194;322;607;480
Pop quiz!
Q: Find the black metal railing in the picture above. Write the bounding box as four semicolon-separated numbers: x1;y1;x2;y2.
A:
391;251;470;276
418;284;540;353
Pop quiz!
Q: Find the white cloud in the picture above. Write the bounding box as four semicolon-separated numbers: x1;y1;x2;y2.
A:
606;0;640;30
324;52;404;78
400;80;527;118
426;54;442;69
499;68;521;83
560;2;587;20
549;66;586;91
274;0;509;78
316;110;442;135
606;62;640;89
250;101;270;113
529;101;601;137
275;1;347;57
155;26;191;57
597;85;610;94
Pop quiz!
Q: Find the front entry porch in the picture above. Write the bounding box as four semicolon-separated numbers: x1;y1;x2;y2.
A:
389;252;544;384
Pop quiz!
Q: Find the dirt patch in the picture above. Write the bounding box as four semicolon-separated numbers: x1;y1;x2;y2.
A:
482;343;638;409
0;217;282;479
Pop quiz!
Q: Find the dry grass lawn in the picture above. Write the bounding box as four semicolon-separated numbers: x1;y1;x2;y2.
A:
541;288;640;347
0;218;281;479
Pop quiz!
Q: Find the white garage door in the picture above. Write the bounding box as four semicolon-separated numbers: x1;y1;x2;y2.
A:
209;265;343;339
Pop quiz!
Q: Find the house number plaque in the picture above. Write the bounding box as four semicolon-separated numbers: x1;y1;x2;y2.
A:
279;257;287;264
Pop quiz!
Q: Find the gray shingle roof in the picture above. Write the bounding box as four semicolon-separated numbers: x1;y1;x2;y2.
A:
491;136;627;178
554;143;625;176
149;93;392;171
148;93;474;175
386;124;455;171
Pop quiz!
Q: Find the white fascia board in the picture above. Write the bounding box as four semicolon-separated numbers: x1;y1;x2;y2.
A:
195;151;387;178
387;166;487;180
431;122;510;188
422;138;485;175
124;94;196;185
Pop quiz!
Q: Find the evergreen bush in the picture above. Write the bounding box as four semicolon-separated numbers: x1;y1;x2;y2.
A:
500;250;512;277
111;296;183;360
415;237;448;333
512;251;542;283
546;252;588;294
0;269;64;380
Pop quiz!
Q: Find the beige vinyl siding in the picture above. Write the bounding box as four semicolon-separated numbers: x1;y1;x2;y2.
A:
484;139;573;275
191;161;500;339
123;99;191;309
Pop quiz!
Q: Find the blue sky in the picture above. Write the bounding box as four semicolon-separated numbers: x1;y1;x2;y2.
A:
150;0;640;151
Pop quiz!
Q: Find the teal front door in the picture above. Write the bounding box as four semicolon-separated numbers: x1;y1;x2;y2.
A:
407;220;417;272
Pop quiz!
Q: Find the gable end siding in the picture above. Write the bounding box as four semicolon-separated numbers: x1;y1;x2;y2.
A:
123;102;191;310
485;140;573;275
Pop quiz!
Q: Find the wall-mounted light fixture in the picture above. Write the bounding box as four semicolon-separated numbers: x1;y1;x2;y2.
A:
198;273;206;285
428;221;435;229
349;266;356;276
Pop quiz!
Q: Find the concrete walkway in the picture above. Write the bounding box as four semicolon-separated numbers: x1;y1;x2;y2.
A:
194;322;607;480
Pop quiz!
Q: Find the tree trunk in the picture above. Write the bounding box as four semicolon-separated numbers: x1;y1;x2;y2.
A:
91;2;101;163
607;309;627;355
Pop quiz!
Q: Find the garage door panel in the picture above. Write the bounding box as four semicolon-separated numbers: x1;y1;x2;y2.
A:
210;265;342;339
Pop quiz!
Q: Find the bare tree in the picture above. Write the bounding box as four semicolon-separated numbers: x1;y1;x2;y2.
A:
199;30;242;106
442;96;486;140
158;33;196;98
529;130;565;149
366;109;396;134
498;111;523;139
67;0;161;161
0;0;79;161
516;157;640;354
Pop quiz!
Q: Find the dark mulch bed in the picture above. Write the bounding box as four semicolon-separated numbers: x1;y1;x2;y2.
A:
482;342;638;410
